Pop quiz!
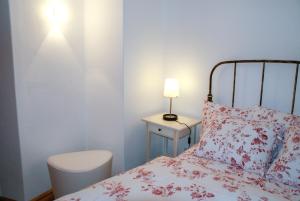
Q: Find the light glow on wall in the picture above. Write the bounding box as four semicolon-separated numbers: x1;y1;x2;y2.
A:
43;0;69;33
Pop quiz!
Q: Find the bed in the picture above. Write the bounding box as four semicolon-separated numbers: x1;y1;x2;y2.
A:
57;60;300;201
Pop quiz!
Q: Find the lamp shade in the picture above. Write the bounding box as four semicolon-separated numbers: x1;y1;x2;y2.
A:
164;78;179;98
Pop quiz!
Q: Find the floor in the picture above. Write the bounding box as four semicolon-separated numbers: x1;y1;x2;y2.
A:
31;190;54;201
0;197;16;201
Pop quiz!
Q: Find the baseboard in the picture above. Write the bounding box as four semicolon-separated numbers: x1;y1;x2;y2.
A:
31;190;54;201
0;197;16;201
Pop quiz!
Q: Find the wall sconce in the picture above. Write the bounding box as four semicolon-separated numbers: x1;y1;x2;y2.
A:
163;78;180;121
44;0;69;31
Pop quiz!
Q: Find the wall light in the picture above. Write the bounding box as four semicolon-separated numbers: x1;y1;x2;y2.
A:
44;0;69;31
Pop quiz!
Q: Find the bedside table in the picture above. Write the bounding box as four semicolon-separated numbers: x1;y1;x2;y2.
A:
142;113;201;161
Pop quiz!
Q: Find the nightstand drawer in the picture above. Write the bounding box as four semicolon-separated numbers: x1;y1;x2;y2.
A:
148;124;173;138
143;113;201;160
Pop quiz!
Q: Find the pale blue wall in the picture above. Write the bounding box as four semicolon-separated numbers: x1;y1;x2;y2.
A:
124;0;300;168
84;0;125;174
163;0;300;116
5;1;300;198
9;0;86;199
0;1;24;200
8;0;124;199
124;0;165;169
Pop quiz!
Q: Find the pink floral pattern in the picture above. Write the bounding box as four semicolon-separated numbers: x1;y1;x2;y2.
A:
57;146;300;201
57;102;300;201
250;106;300;128
201;102;285;156
131;168;155;184
267;126;300;187
202;102;300;130
141;183;182;197
201;101;288;134
101;181;131;201
184;184;215;200
201;101;254;133
196;116;279;175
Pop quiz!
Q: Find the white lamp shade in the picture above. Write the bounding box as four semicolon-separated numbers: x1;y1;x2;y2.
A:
164;78;179;98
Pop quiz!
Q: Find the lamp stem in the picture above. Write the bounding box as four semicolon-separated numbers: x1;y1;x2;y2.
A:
169;97;173;114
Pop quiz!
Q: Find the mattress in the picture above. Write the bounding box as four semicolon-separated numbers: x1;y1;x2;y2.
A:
56;146;300;201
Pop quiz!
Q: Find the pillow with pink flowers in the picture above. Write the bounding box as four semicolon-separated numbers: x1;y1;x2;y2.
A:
249;106;300;160
201;101;254;133
266;126;300;187
201;101;284;146
196;116;279;176
250;106;300;128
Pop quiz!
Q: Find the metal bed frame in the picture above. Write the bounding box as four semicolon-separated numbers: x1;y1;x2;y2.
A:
207;60;300;114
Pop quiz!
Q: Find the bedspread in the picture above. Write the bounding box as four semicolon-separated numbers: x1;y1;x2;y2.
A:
57;147;300;201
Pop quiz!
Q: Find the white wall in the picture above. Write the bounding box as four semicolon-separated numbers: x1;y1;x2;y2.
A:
8;0;125;199
9;0;86;199
124;0;166;169
0;1;24;200
84;0;125;174
162;0;300;117
5;0;300;199
123;0;300;163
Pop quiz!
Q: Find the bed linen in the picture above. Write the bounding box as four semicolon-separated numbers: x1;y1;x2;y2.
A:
56;146;300;201
267;126;300;187
196;116;279;176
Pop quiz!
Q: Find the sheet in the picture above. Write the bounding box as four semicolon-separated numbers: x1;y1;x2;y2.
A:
57;146;300;201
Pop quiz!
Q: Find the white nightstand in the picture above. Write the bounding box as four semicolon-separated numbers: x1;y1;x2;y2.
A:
142;113;201;161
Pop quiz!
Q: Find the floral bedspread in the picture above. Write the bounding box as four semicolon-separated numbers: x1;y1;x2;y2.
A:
57;146;300;201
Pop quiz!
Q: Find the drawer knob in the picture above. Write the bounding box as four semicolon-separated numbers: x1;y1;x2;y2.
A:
158;128;162;132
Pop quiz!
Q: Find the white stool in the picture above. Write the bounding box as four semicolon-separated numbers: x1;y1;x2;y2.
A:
47;150;112;198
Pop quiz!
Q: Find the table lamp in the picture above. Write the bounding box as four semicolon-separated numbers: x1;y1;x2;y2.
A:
163;78;179;121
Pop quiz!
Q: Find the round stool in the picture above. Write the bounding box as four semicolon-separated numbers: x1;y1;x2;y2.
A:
47;150;112;198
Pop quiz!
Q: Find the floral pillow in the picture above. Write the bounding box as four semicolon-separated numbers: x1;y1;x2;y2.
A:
249;106;300;160
196;116;279;176
251;106;300;128
201;101;284;144
201;101;254;133
266;126;300;187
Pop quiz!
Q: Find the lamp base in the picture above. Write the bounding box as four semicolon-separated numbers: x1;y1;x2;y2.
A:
163;113;178;121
